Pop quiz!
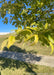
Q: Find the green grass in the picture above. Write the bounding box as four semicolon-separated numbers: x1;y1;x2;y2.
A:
0;34;54;56
0;57;54;75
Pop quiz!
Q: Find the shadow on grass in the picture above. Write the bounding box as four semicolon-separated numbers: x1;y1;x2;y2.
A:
3;45;37;54
2;45;41;62
0;57;37;75
3;45;27;53
0;45;42;75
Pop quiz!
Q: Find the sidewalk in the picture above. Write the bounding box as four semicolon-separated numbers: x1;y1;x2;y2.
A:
0;51;54;67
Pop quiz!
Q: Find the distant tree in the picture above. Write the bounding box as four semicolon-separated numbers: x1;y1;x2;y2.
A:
0;0;54;54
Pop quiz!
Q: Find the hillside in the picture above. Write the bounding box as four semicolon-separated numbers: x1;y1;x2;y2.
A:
0;34;54;56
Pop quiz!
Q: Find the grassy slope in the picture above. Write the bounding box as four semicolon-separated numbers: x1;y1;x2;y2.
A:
0;35;54;75
0;57;54;75
0;34;54;56
0;35;9;50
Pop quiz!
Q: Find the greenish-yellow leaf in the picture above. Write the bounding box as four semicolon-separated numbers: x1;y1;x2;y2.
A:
7;36;15;48
1;39;8;50
31;35;39;46
31;22;36;26
48;35;54;44
49;42;54;55
45;23;48;29
24;35;34;42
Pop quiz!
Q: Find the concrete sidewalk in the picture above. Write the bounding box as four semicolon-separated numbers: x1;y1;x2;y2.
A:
0;51;54;67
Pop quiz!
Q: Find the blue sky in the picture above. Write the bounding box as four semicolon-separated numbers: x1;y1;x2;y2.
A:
0;0;17;32
0;13;17;32
0;18;17;32
0;0;30;32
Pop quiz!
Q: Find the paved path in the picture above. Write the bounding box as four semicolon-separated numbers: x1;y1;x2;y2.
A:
0;51;54;67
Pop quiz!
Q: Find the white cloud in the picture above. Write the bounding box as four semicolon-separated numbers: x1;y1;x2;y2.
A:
0;32;10;35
